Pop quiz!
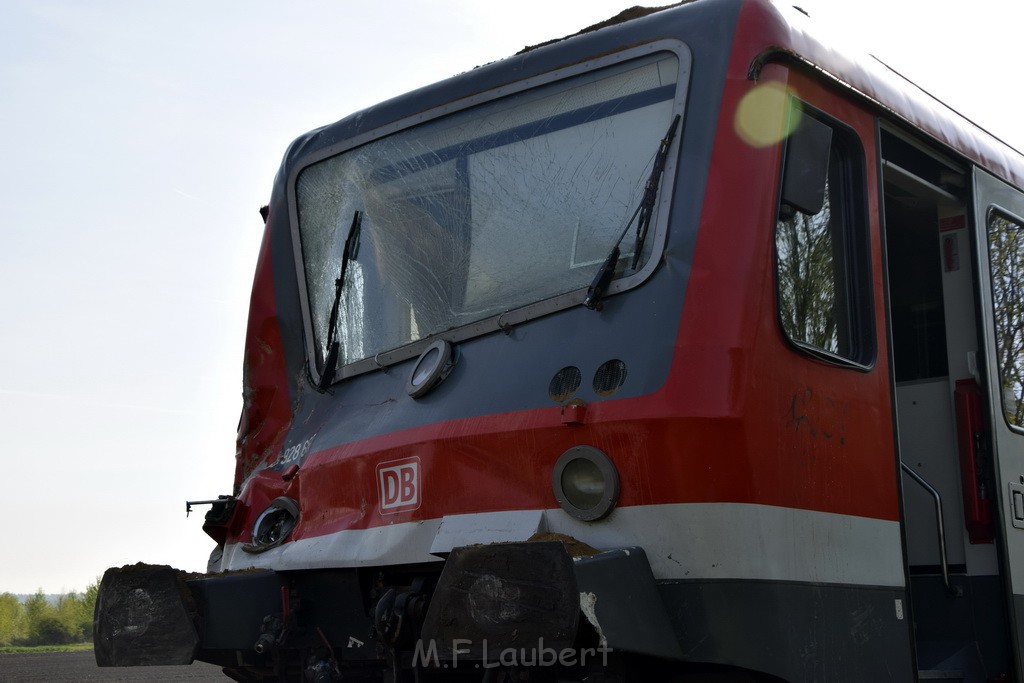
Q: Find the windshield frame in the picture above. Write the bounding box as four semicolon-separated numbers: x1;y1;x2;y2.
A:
287;39;692;386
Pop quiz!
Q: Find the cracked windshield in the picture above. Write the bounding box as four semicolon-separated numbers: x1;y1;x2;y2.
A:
296;52;679;371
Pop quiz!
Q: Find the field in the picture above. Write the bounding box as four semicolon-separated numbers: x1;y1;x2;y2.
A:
0;650;226;681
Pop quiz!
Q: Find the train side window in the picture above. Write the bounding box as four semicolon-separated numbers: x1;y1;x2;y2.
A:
774;105;872;367
987;211;1024;427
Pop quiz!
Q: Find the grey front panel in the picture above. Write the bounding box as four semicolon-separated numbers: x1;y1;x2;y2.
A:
263;0;744;440
658;580;913;682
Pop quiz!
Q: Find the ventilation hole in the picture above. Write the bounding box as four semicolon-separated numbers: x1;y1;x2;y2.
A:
548;366;582;402
593;359;627;396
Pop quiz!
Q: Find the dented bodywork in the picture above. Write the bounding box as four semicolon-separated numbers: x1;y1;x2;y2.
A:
95;0;1024;680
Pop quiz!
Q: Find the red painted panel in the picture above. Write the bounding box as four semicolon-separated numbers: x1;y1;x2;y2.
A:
234;214;293;490
230;4;901;548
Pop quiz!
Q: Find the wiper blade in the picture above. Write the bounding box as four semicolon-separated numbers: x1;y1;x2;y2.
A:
632;114;680;268
583;114;680;310
317;210;362;391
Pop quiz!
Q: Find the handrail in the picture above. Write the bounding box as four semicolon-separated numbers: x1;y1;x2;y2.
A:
900;463;960;596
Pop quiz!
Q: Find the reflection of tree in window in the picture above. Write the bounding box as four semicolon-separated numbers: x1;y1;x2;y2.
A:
776;151;849;356
338;262;365;363
988;214;1024;426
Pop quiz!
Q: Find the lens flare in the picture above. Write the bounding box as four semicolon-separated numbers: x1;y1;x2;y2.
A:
734;81;798;148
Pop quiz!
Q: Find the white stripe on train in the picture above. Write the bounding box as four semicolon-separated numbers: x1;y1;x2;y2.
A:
218;502;904;587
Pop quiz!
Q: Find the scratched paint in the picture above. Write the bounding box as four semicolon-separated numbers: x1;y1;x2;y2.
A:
786;387;849;445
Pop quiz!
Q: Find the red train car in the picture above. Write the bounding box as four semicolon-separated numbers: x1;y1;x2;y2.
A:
94;1;1024;680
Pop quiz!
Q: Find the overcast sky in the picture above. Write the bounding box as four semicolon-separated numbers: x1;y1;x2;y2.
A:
2;1;1022;595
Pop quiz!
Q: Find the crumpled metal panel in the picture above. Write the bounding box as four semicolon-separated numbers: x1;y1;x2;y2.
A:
94;564;199;667
420;541;579;660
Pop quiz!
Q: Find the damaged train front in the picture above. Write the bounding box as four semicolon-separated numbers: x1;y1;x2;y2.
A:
93;13;696;680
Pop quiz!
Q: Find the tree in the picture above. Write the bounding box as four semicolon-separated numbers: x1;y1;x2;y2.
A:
0;593;25;646
21;591;50;638
54;593;87;643
1;580;101;646
81;579;99;640
21;589;76;646
29;615;76;646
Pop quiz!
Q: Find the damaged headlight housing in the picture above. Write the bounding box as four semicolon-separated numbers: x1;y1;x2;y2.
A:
243;497;299;553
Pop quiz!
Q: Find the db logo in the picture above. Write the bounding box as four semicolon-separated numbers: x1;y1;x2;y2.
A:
377;457;420;513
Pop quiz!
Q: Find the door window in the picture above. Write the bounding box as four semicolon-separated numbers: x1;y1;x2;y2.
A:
987;210;1024;426
775;103;873;366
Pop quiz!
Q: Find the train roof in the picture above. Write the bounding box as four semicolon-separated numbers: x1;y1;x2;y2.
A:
292;0;1024;193
538;0;1023;190
731;0;1024;189
541;0;1024;192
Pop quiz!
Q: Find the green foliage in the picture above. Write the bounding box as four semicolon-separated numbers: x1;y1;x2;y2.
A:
0;593;26;646
29;615;76;646
0;643;93;654
0;579;99;647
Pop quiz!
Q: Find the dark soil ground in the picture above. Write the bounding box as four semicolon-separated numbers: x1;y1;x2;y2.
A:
0;650;228;681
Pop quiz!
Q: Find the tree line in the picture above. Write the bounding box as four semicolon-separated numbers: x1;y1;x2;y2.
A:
0;581;98;647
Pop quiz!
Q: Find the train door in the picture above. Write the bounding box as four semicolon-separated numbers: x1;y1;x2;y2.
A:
882;129;1013;680
973;168;1024;676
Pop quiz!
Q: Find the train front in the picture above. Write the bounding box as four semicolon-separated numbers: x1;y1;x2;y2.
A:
93;3;745;681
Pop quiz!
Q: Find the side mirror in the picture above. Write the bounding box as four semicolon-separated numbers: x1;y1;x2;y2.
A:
780;110;832;217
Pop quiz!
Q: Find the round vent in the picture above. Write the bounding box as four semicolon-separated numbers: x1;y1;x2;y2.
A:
593;359;627;396
548;366;582;402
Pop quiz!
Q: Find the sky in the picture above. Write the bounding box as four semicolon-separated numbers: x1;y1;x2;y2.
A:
1;0;1023;595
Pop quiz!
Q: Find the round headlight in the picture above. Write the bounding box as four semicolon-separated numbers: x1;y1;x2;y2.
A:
407;340;454;398
552;446;620;521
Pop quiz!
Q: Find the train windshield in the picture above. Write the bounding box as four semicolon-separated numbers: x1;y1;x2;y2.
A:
295;51;680;374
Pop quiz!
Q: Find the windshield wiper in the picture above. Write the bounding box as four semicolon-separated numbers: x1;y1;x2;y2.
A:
583;114;680;311
317;210;362;391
